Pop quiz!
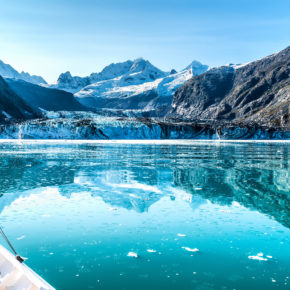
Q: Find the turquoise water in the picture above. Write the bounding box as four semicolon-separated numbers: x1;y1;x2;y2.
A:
0;140;289;290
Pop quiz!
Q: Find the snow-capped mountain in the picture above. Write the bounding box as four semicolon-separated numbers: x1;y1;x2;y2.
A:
46;58;208;116
0;59;46;85
74;60;208;116
55;71;90;93
49;58;166;94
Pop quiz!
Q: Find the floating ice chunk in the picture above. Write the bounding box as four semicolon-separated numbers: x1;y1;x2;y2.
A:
49;252;54;255
147;249;156;253
177;233;186;237
195;188;202;190
257;253;263;256
127;252;138;258
266;255;273;259
182;247;199;252
17;235;25;240
248;255;267;261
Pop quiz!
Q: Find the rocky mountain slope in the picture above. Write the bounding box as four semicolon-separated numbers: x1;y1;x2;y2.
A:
169;46;290;128
6;78;88;112
0;76;37;123
0;59;46;85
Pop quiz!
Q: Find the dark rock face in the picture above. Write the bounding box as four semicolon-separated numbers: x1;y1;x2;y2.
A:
0;76;37;123
171;67;235;118
169;46;290;128
6;78;89;112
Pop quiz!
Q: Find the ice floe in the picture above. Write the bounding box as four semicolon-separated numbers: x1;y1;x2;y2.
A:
248;252;272;261
147;249;157;253
182;247;199;252
127;252;138;258
177;233;186;237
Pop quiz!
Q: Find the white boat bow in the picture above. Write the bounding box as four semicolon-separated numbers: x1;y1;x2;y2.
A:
0;244;55;290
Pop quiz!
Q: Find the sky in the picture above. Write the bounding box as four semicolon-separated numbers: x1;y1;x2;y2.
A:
0;0;289;83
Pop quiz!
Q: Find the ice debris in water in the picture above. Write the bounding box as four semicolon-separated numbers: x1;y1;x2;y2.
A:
17;235;25;240
248;252;271;261
127;252;138;258
182;247;199;252
147;249;156;253
177;233;186;237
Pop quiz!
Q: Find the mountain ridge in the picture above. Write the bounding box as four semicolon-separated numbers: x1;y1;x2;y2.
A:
169;46;290;128
0;76;38;123
0;59;46;85
6;78;89;112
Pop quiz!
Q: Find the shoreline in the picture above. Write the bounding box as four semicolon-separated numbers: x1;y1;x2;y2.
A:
0;139;289;144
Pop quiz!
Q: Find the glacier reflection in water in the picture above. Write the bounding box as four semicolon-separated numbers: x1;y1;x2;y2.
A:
0;141;289;290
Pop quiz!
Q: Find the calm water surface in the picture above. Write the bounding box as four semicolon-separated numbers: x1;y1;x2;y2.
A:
0;140;289;290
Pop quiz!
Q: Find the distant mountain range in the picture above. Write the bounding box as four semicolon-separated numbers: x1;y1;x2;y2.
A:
47;58;209;116
0;46;289;139
0;59;46;85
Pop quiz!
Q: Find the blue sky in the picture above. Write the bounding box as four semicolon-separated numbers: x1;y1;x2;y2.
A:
0;0;289;82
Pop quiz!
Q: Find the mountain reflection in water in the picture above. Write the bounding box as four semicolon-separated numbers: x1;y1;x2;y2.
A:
0;141;289;228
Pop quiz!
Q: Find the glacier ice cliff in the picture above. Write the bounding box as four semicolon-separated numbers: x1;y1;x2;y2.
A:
0;113;289;140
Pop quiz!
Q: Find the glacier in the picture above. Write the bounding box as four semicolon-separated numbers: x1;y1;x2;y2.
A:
0;112;288;140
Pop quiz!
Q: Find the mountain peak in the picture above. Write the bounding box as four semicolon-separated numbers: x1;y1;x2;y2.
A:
130;58;149;72
184;60;209;76
92;60;134;81
59;71;72;79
